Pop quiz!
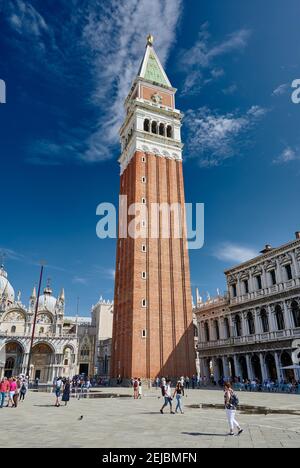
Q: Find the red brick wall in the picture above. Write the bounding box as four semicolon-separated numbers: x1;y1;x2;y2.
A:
141;86;174;108
111;151;195;380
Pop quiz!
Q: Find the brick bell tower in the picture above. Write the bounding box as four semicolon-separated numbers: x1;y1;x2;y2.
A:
111;36;195;382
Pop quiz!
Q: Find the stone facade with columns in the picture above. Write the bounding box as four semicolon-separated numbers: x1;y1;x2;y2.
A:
0;264;112;383
194;233;300;384
91;297;113;378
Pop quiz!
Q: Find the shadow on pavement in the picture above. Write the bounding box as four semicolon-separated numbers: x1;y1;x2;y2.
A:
182;432;227;437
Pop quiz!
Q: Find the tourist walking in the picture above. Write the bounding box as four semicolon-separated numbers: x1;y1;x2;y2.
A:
155;377;160;390
78;378;85;400
224;382;243;436
7;377;17;408
13;378;21;408
133;378;139;399
173;381;185;414
54;377;63;407
0;377;9;408
138;379;142;399
19;379;28;402
160;379;174;414
192;375;196;389
185;376;190;389
62;378;71;406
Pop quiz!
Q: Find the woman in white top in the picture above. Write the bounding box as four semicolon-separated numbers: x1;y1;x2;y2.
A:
224;382;243;436
138;379;142;398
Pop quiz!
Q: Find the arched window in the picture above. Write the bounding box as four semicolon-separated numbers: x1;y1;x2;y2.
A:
275;305;285;331
291;301;300;328
194;325;198;338
64;347;72;366
235;315;242;337
151;121;158;134
39;327;44;334
247;312;255;335
144;119;150;132
5;357;14;371
166;125;172;138
260;309;269;333
159;123;165;136
80;344;90;358
214;320;220;340
204;322;210;342
11;326;16;334
224;317;231;338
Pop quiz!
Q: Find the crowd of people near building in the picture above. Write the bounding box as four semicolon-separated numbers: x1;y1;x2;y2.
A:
53;375;94;407
0;375;28;409
211;375;300;394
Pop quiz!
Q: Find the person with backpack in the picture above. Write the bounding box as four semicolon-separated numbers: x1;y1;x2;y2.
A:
224;382;243;436
54;377;63;407
19;379;28;402
160;379;174;414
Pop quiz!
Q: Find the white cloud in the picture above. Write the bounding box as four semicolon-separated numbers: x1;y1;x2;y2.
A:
179;24;251;95
272;83;289;96
214;243;258;264
5;0;49;37
0;248;25;263
273;147;300;164
222;84;238;95
184;105;267;167
4;1;182;165
81;0;182;162
72;276;88;285
94;266;116;280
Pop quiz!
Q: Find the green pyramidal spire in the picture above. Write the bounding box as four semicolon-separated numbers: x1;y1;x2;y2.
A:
138;35;172;88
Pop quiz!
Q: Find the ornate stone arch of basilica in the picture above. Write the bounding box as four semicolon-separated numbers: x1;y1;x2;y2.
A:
1;309;27;335
0;340;25;378
31;342;55;383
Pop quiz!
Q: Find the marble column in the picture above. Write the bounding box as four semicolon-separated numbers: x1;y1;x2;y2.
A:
274;352;282;382
209;320;214;341
212;357;220;383
291;251;299;277
283;301;293;329
262;269;268;290
241;313;248;337
254;309;261;334
276;259;283;285
222;356;230;380
246;355;253;380
233;355;241;380
259;353;267;381
267;305;276;331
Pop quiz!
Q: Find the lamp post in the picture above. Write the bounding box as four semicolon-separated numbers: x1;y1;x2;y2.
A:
26;262;45;381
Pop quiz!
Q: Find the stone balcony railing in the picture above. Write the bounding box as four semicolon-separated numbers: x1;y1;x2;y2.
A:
197;327;300;350
230;277;300;305
0;332;77;340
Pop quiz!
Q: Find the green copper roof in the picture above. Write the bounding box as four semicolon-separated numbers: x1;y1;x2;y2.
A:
144;52;168;86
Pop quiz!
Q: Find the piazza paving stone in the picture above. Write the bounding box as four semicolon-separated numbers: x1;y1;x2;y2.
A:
0;387;299;448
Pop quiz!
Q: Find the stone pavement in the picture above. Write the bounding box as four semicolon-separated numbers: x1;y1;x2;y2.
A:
0;387;299;448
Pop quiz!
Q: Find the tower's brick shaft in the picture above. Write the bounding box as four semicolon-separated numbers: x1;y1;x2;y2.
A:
111;38;195;381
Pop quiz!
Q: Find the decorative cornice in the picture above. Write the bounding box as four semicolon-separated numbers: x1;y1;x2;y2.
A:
225;238;300;275
198;339;293;358
230;287;300;312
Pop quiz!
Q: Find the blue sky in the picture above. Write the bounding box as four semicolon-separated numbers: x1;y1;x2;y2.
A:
0;0;299;315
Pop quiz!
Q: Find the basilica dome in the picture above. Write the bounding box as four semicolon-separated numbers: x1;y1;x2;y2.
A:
38;286;57;314
0;265;15;304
